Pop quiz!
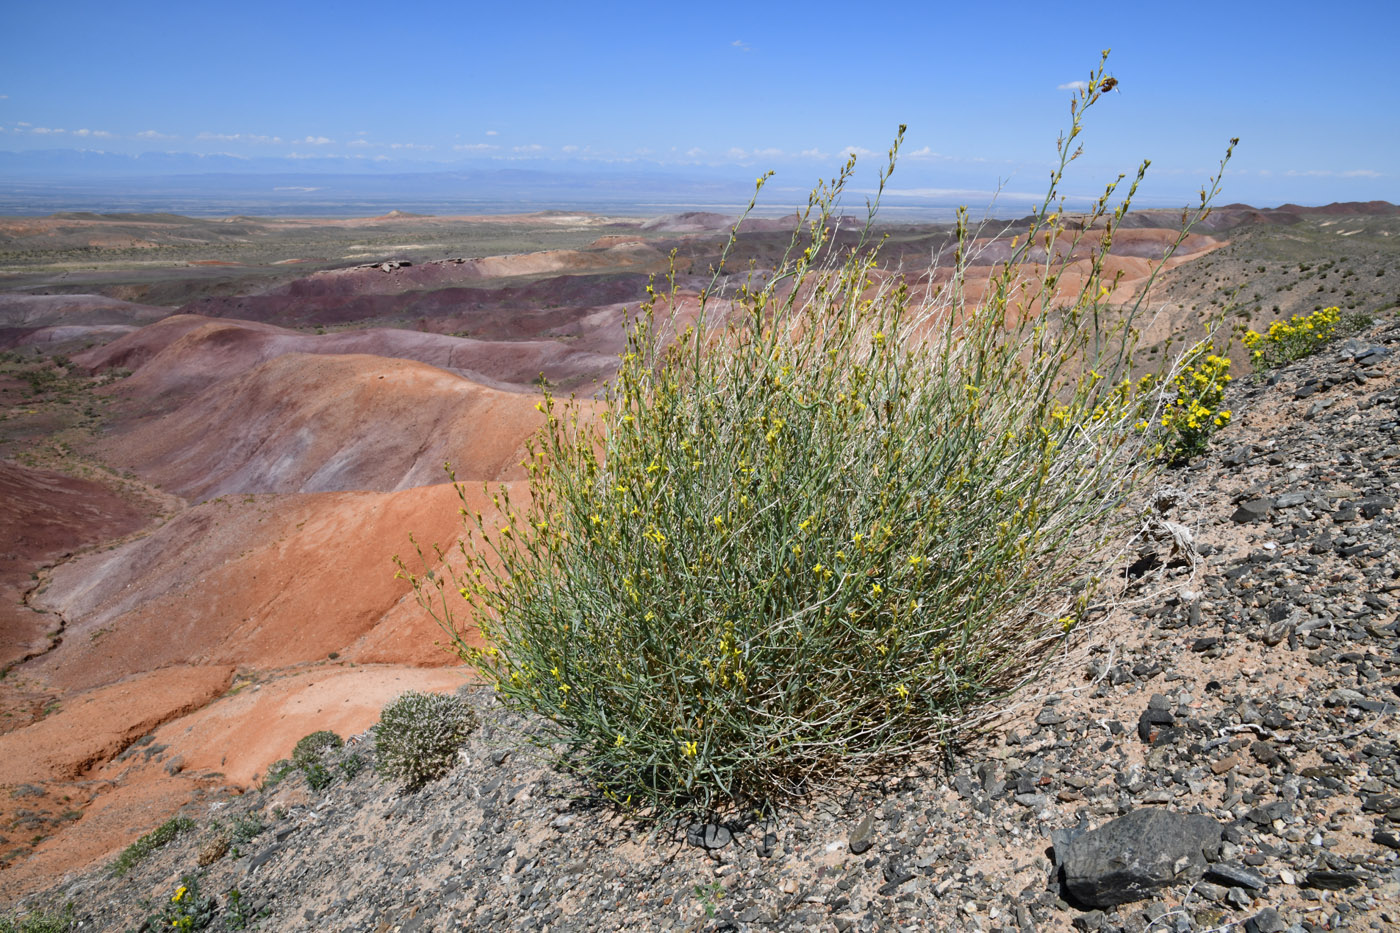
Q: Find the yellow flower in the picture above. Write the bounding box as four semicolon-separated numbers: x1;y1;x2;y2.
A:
615;733;625;747
682;740;698;757
870;583;883;596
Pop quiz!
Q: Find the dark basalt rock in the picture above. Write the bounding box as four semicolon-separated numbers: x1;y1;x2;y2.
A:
1058;808;1223;908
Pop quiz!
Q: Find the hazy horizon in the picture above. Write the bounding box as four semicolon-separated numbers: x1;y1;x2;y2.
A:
4;0;1397;214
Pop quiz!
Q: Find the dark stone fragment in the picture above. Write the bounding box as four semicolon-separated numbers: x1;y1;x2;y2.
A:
1058;808;1223;909
1073;911;1107;932
1246;800;1292;825
758;831;777;858
849;812;875;855
1362;794;1400;813
686;823;732;850
1192;637;1221;652
1354;346;1390;366
1304;870;1361;890
1373;829;1400;850
1205;861;1268;890
1036;709;1070;726
490;750;510;766
1294;383;1320;399
1232;499;1273;524
1138;708;1176;745
1243;906;1287;933
247;843;284;871
877;870;915;896
1358;495;1396;518
1251;741;1280;764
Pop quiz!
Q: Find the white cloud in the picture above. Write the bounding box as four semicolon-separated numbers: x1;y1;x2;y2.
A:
300;135;333;145
798;147;829;160
840;145;876;159
882;186;1045;202
137;129;175;139
453;143;498;151
198;132;283;144
1342;169;1382;178
485;129;498;136
753;147;783;158
389;142;432;150
731;39;751;52
31;127;64;134
0;95;8;100
727;147;749;161
512;143;544;152
355;130;368;136
561;144;579;153
71;128;116;138
1058;80;1089;91
16;121;31;127
685;147;705;158
347;138;370;148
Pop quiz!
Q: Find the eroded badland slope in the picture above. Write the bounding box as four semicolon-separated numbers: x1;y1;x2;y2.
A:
0;205;1396;930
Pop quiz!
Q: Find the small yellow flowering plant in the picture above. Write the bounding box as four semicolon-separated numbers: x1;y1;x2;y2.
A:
1157;351;1232;464
1241;306;1342;370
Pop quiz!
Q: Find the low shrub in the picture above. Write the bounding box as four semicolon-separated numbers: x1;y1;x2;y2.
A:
110;816;194;877
131;875;216;932
374;691;476;788
1241;305;1371;369
403;55;1234;815
291;729;343;791
1155;352;1232;464
0;903;73;933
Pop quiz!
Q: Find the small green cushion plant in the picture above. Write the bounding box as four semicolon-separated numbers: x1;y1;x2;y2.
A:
374;691;476;788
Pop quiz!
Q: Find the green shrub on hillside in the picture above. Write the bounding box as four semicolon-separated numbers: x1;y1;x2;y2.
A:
373;691;476;788
291;729;343;791
401;55;1233;815
110;816;195;877
1242;305;1372;370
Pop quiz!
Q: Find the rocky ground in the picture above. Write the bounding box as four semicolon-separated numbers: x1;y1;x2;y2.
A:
4;317;1398;932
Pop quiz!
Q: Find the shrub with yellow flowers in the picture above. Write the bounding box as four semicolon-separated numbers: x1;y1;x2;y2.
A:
132;875;216;932
401;55;1236;816
1242;306;1341;370
1157;352;1232;464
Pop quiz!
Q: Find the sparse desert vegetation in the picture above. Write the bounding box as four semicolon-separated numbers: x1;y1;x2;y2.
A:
0;56;1396;933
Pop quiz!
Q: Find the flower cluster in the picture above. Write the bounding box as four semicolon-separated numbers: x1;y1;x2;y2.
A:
1242;306;1341;370
1158;353;1232;464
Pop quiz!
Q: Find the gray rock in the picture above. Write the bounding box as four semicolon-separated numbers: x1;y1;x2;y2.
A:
1243;906;1287;933
686;822;732;851
1232;499;1272;524
1058;808;1223;908
1303;869;1360;890
849;812;875;855
1205;861;1267;890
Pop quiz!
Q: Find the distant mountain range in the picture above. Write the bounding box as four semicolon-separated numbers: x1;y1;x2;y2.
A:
2;149;1396;220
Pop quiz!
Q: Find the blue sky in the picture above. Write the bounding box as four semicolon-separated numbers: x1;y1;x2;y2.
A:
3;0;1397;208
